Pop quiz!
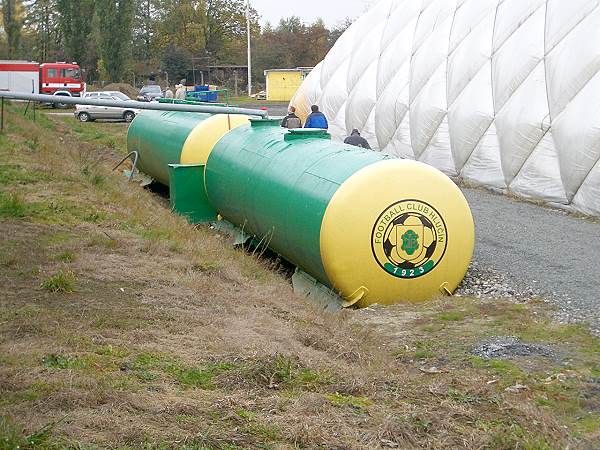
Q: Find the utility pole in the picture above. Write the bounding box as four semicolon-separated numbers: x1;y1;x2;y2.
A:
246;0;252;97
234;70;239;97
192;58;196;85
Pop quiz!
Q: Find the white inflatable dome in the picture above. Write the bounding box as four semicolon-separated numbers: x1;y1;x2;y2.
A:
291;0;600;216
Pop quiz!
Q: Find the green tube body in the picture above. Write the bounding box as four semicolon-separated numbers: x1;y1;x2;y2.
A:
125;113;475;307
205;120;388;284
127;110;210;185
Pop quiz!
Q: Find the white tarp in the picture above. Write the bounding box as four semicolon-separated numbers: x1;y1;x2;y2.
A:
291;0;600;216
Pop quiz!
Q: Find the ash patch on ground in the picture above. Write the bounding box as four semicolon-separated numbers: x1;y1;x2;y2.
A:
472;336;556;360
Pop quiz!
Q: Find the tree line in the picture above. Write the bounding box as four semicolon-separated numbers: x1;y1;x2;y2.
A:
0;0;351;89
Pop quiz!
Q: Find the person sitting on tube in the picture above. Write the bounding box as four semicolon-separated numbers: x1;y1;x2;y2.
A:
304;105;329;130
281;106;302;129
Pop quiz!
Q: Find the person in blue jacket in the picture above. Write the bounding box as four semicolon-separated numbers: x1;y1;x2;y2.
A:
304;105;329;129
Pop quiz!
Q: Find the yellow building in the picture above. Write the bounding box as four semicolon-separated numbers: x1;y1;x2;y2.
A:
264;67;313;102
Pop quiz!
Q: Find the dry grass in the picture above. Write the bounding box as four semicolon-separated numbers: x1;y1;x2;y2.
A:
0;103;599;449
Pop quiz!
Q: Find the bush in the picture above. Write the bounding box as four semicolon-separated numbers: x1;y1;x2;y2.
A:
40;270;76;293
0;192;27;218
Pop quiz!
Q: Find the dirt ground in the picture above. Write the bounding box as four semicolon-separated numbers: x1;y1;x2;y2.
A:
94;83;139;99
0;104;599;449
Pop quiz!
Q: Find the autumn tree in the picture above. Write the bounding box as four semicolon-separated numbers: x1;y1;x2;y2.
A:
154;0;206;55
204;0;258;59
11;0;351;85
161;42;191;82
97;0;135;81
304;18;330;66
22;0;60;62
56;0;95;67
329;18;353;47
2;0;24;58
251;16;338;83
133;0;158;60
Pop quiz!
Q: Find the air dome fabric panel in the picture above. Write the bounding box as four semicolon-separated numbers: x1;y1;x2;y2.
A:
290;0;600;216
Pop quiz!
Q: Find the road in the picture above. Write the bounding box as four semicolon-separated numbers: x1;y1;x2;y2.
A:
47;102;290;119
463;187;600;333
237;102;288;117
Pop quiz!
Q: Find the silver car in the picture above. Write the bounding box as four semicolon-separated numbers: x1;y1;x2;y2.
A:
75;91;140;123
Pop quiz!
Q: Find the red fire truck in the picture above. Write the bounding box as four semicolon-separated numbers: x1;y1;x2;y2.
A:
0;60;85;102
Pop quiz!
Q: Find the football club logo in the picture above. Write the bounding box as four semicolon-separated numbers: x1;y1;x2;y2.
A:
371;200;448;279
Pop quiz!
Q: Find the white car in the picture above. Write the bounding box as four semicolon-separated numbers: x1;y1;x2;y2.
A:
75;91;140;123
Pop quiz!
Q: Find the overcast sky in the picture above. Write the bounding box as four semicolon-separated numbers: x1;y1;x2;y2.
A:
252;0;376;28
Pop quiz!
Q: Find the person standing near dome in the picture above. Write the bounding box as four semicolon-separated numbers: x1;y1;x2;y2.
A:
304;105;329;129
344;129;371;149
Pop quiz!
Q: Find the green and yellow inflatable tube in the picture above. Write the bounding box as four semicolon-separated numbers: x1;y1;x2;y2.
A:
128;113;475;307
127;110;251;185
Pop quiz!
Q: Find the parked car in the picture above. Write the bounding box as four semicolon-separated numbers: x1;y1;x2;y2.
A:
255;90;267;100
74;91;140;123
137;84;163;102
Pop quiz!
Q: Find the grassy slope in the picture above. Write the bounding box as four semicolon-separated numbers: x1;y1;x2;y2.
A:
0;104;599;450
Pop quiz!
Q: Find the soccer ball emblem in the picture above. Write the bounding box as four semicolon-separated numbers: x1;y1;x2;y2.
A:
371;200;448;279
383;213;437;269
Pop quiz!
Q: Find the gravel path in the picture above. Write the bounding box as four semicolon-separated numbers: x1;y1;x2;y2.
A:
458;188;600;334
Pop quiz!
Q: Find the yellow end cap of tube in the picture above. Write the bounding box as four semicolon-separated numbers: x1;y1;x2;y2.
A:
180;114;250;165
320;159;475;307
